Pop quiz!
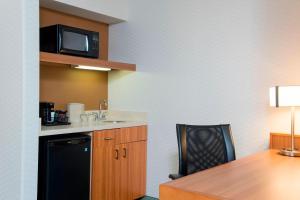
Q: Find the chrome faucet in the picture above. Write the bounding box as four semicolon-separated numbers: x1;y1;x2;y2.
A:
98;99;107;120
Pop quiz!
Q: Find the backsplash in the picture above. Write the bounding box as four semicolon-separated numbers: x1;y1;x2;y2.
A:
40;63;108;110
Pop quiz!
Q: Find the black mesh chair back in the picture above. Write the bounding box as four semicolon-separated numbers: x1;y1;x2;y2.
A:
169;124;235;179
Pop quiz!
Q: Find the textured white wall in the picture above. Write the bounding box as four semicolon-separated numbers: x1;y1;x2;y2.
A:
0;0;39;200
51;0;129;21
108;0;300;197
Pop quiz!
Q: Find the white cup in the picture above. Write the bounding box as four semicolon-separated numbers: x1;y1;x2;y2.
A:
88;113;97;123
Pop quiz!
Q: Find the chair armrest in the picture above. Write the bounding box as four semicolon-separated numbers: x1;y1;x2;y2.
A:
169;173;184;180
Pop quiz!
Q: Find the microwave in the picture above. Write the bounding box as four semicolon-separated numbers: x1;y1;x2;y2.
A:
40;24;99;58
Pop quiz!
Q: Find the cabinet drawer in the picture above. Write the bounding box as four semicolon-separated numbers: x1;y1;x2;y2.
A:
116;126;147;144
93;129;120;147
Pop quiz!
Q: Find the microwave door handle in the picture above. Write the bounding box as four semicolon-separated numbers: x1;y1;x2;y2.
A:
59;34;62;50
85;36;89;52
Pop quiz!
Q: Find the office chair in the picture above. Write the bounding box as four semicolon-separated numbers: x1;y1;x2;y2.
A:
169;124;236;180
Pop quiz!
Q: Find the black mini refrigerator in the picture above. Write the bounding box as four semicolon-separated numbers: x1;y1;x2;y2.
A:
38;133;91;200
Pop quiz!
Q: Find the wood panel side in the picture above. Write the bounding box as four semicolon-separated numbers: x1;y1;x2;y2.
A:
116;126;147;144
107;60;136;71
270;133;300;149
40;52;108;67
40;52;136;71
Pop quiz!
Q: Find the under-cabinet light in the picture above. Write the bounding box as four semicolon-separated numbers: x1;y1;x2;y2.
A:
72;65;111;71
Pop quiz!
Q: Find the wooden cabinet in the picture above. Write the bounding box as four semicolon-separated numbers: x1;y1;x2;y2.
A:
127;141;147;199
92;129;119;200
115;143;130;200
270;132;300;149
92;126;147;200
115;141;147;200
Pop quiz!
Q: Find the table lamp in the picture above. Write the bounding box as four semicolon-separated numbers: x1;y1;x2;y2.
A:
270;86;300;157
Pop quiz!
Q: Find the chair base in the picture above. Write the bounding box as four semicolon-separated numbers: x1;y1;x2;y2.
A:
279;148;300;157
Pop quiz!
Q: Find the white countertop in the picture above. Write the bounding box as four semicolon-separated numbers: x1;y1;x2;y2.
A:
40;120;147;136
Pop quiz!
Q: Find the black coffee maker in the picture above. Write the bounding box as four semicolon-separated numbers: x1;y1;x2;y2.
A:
39;102;55;125
39;102;70;126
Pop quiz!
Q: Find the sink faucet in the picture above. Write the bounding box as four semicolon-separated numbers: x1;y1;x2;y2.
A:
98;99;107;120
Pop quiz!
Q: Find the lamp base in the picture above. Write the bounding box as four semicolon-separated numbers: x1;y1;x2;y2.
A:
279;148;300;157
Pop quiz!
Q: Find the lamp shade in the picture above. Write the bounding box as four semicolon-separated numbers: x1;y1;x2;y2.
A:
270;86;300;107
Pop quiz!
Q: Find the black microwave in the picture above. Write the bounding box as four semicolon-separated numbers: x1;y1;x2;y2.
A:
40;24;99;58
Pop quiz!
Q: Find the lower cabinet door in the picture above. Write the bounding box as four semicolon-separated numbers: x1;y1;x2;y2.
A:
128;141;147;199
115;141;147;200
115;143;130;200
92;129;118;200
92;127;147;200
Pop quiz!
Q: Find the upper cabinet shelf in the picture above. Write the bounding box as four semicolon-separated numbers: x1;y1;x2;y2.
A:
40;52;136;71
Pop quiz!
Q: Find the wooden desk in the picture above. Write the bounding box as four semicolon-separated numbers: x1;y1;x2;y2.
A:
160;150;300;200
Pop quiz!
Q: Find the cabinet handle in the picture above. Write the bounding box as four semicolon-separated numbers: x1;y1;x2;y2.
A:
115;149;119;160
104;137;113;140
123;148;127;158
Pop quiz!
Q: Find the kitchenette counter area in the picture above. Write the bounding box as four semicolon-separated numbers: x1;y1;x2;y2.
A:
38;110;148;200
40;120;147;136
40;110;147;136
37;6;147;200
